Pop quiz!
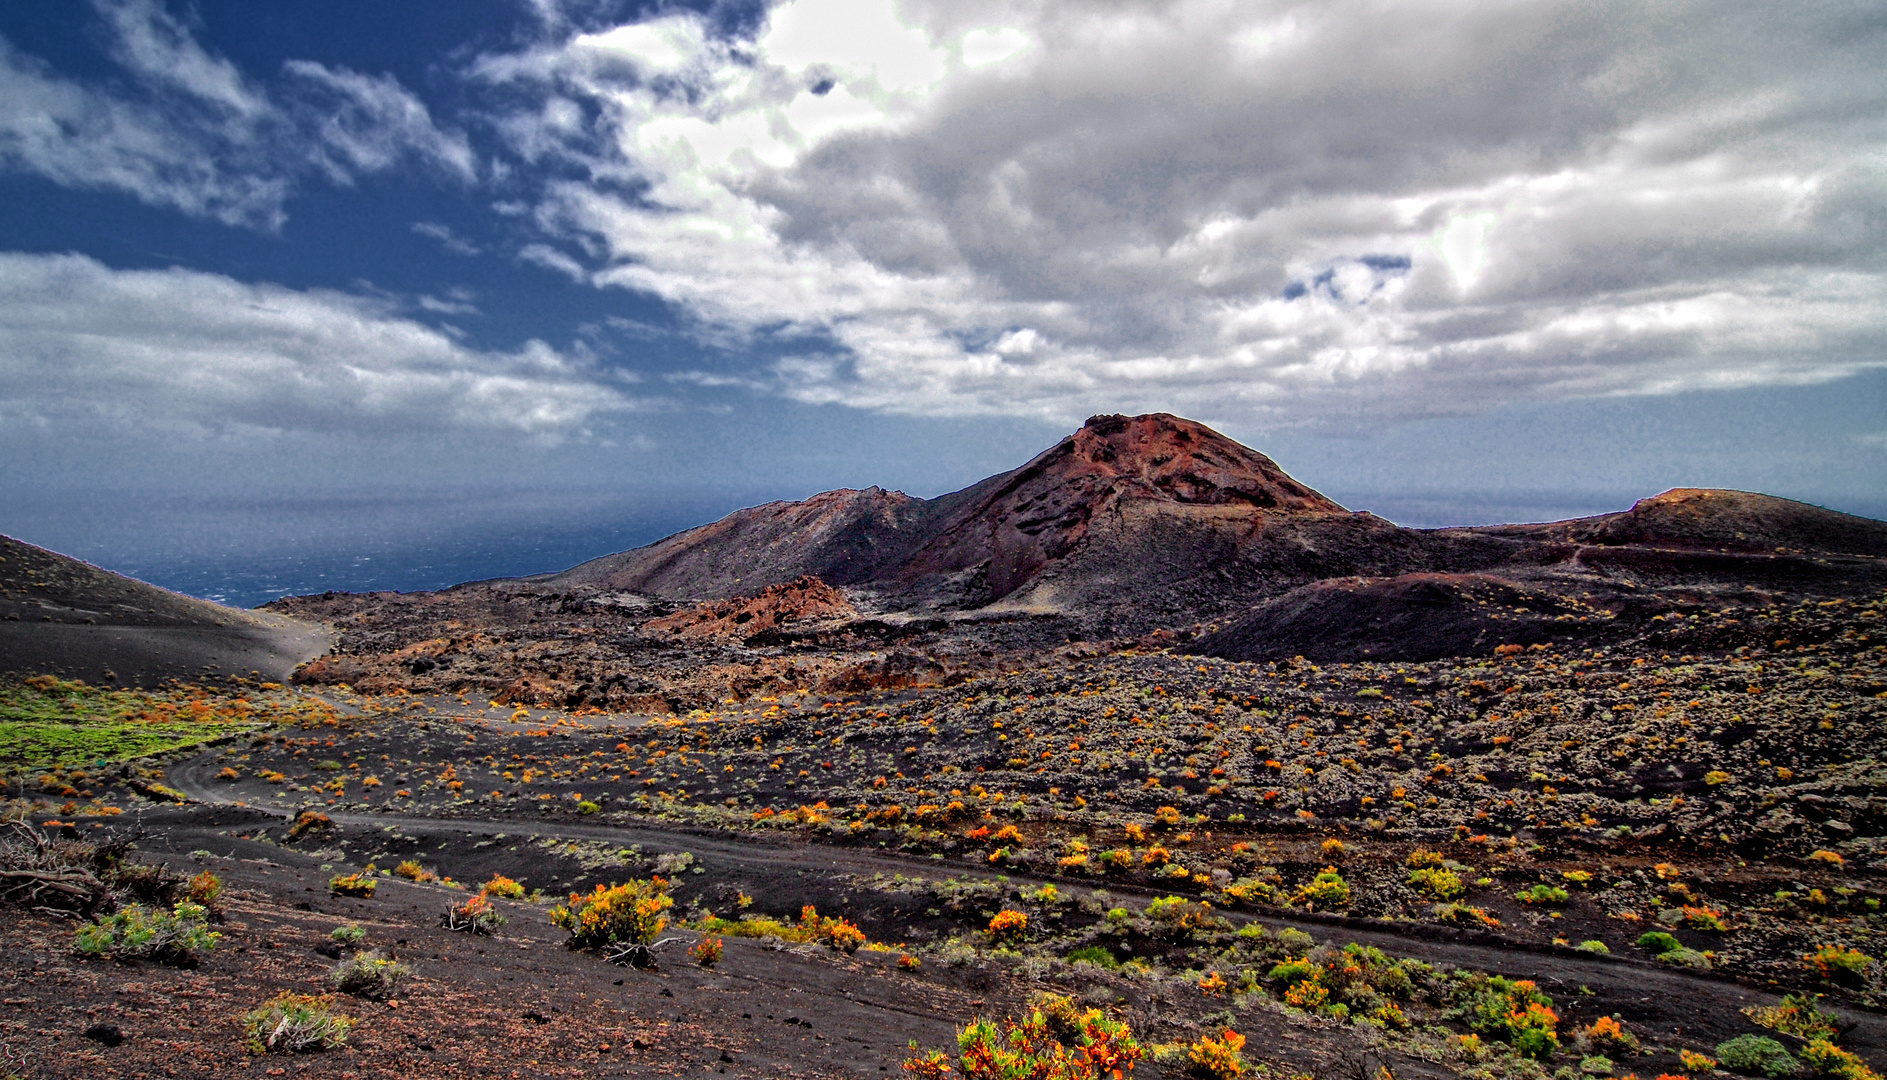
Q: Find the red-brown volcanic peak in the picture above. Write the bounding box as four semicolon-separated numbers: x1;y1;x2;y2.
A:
1484;488;1887;558
555;486;926;597
1041;413;1341;511
552;413;1348;604
893;413;1347;597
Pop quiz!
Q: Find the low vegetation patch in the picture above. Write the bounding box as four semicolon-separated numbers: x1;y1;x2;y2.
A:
904;1007;1143;1079
73;900;219;964
241;992;354;1054
0;675;330;773
330;950;409;1000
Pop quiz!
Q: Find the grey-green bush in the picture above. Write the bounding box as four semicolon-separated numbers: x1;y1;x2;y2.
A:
1715;1035;1799;1078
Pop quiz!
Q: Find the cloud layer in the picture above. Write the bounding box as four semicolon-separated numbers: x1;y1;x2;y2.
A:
480;0;1887;426
2;0;1881;446
0;252;629;441
0;0;471;229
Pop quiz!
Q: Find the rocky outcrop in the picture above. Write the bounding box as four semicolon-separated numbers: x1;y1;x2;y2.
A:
644;576;858;641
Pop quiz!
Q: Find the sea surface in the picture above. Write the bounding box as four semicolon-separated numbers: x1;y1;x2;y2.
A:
4;487;772;610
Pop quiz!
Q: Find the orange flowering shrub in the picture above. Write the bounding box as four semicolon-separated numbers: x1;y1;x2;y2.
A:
550;877;672;948
988;909;1029;943
441;893;506;935
187;870;223;905
689;935;723;967
904;1008;1142;1079
799;905;867;952
1188;1028;1246;1079
1585;1015;1639;1052
328;873;374;898
479;874;526;900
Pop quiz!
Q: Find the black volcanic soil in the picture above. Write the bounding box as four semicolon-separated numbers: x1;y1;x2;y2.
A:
0;534;330;687
5;586;1886;1077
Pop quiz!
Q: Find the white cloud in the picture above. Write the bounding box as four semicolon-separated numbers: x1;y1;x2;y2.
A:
0;36;287;228
960;27;1029;69
472;0;1887;428
94;0;268;119
283;61;477;183
0;0;473;229
0;252;630;441
412;221;481;256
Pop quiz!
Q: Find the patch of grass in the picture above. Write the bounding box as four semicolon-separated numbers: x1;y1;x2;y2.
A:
0;676;331;772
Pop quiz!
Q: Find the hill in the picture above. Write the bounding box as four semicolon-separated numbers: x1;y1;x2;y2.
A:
554;413;1516;628
0;535;330;686
551;413;1887;658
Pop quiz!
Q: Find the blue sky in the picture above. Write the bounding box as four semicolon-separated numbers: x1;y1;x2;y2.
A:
2;1;1883;601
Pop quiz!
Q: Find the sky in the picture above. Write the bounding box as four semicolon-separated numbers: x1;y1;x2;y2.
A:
1;0;1883;604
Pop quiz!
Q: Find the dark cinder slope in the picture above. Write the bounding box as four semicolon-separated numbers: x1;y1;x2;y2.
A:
553;486;930;598
1192;492;1887;663
0;535;330;686
1477;487;1887;557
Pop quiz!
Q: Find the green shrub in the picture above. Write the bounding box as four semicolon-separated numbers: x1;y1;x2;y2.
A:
1636;931;1681;955
242;992;353;1054
1451;973;1559;1059
1295;866;1351;910
1659;946;1712;969
1516;884;1570;905
1576;939;1610;954
1745;994;1838;1041
1066;945;1119;969
330;950;409;1000
329;924;366;945
1715;1035;1799;1078
73;901;219;964
1409;866;1466;900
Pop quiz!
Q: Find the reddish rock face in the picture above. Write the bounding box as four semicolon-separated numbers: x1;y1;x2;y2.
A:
1062;412;1343;511
644;576;858;640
